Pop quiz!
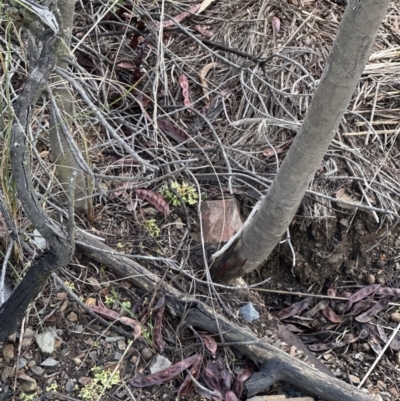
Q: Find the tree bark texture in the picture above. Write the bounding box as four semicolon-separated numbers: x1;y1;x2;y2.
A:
0;32;74;341
49;0;88;214
210;0;392;282
76;231;375;401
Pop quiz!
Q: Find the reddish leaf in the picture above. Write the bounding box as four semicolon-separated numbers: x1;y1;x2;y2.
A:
355;297;390;323
277;297;314;320
376;324;388;343
303;299;329;318
349;299;374;316
89;305;141;340
129;354;199;387
134;188;170;215
179;74;192;111
344;284;381;312
321;306;341;323
199;334;218;356
376;287;400;297
225;391;239;401
194;25;214;37
349;284;381;303
177;355;203;397
221;369;233;391
157;118;191;143
202;362;222;393
153;296;166;352
236;366;253;383
271;16;281;33
161;4;201;28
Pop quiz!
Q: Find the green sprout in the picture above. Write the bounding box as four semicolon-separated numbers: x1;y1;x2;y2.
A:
46;383;58;392
163;181;198;206
19;393;38;401
145;219;160;237
78;366;120;401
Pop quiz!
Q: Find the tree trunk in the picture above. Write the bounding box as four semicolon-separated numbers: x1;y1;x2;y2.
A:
49;0;88;215
210;0;391;282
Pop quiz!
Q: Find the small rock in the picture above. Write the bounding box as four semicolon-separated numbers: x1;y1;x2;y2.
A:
89;351;97;362
78;377;92;386
141;347;154;360
349;374;360;384
17;357;28;369
32;229;46;250
20;380;38;393
376;260;385;269
30;366;44;375
150;355;171;374
114;352;123;360
41;357;59;367
66;378;75;392
238;303;260;322
118;340;126;351
21;329;35;348
85;297;97;306
56;292;68;301
376;277;385;285
67;312;78;322
105;336;125;342
366;274;375;285
60;300;69;313
36;330;55;354
193;198;244;243
376;380;386;390
391;313;400;323
3;344;14;360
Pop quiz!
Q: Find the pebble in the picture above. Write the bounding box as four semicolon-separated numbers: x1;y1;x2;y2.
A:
150;355;171;374
141;347;154;360
3;344;14;360
30;366;44;375
366;274;375;285
390;312;400;323
67;312;78;322
36;330;55;354
20;381;38;393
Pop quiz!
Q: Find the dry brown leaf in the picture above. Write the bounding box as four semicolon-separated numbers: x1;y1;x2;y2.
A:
199;63;222;106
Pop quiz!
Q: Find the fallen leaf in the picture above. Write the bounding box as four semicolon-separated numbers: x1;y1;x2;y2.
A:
199;334;218;356
271;16;281;33
129;354;200;387
277;297;314;320
179;74;192;111
356;297;390;323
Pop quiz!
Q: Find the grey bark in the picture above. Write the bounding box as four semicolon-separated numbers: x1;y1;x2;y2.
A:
0;33;74;340
210;0;392;282
49;0;88;214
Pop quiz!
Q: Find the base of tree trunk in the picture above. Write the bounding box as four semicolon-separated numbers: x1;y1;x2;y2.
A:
76;231;374;401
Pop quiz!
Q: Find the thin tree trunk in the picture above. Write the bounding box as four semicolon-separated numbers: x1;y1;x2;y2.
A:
210;0;391;282
49;0;88;214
